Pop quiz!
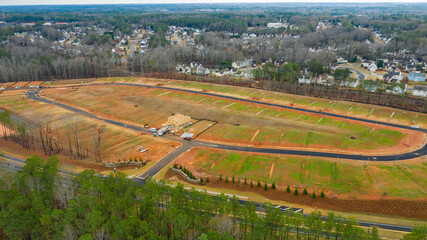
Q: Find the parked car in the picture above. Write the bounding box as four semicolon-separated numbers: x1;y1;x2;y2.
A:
149;128;157;132
410;125;420;129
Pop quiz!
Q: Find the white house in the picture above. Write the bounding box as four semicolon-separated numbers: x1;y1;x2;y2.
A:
337;57;348;64
368;63;378;73
267;22;288;29
386;84;407;95
412;86;427;97
196;65;210;75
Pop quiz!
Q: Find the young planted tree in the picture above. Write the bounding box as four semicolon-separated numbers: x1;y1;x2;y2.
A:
271;182;276;189
257;181;261;188
303;188;308;195
320;190;325;198
312;191;316;199
294;188;298;195
286;185;291;193
264;183;268;191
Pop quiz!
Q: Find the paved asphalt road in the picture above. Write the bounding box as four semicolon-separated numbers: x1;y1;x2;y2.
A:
337;66;366;80
0;153;415;233
6;86;422;233
28;83;427;162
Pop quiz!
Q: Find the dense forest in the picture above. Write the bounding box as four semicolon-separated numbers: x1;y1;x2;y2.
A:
0;155;426;240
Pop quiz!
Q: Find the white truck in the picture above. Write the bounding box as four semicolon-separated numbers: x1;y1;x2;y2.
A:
156;126;170;136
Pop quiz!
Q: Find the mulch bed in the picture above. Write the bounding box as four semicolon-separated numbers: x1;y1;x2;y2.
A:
165;169;427;220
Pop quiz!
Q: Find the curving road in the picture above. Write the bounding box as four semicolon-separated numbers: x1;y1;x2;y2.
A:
28;82;427;162
0;153;415;233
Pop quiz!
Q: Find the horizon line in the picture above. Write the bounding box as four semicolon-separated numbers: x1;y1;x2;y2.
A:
1;1;426;7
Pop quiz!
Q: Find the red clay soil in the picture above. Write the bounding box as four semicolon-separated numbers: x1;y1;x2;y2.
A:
165;169;427;220
44;84;426;156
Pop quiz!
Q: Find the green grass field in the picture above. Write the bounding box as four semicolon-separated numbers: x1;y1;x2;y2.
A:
192;148;427;198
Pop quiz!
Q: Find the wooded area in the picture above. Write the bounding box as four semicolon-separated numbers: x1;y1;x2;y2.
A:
144;72;427;113
0;155;425;239
0;110;105;161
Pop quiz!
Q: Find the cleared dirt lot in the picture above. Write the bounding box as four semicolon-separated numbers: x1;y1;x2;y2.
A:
42;84;425;155
0;89;179;173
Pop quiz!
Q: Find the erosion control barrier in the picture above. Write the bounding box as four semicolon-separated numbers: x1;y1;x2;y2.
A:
103;161;143;168
169;167;201;185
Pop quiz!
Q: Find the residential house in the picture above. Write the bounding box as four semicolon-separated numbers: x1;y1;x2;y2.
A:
337;57;348;64
196;65;210;75
368;63;377;73
405;64;417;72
383;72;403;84
232;58;254;69
407;72;426;82
364;81;379;92
412;86;427;97
386;84;407;95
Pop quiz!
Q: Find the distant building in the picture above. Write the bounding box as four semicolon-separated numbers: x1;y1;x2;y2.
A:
21;22;36;27
196;65;210;75
407;72;426;82
367;63;377;73
412;86;427;97
383;71;402;84
267;22;288;29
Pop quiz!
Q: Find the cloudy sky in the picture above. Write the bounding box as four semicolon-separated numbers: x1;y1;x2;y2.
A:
0;0;426;6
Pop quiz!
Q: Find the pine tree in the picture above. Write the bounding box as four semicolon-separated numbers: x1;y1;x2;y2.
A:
200;177;203;183
320;190;325;198
232;175;235;183
257;181;261;187
312;191;316;199
244;177;247;185
206;177;209;183
303;188;308;195
250;180;253;187
264;183;268;190
294;188;298;195
219;174;222;181
286;185;291;192
225;176;228;183
271;182;276;189
129;157;132;162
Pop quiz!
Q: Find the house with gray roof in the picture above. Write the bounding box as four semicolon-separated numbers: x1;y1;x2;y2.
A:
407;72;426;82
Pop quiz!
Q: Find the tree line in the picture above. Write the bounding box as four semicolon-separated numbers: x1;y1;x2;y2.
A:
0;110;105;162
0;155;426;240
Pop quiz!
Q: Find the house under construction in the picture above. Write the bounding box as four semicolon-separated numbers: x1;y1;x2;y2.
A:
167;114;192;132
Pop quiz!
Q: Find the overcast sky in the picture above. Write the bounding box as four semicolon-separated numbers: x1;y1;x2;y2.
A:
0;0;426;6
